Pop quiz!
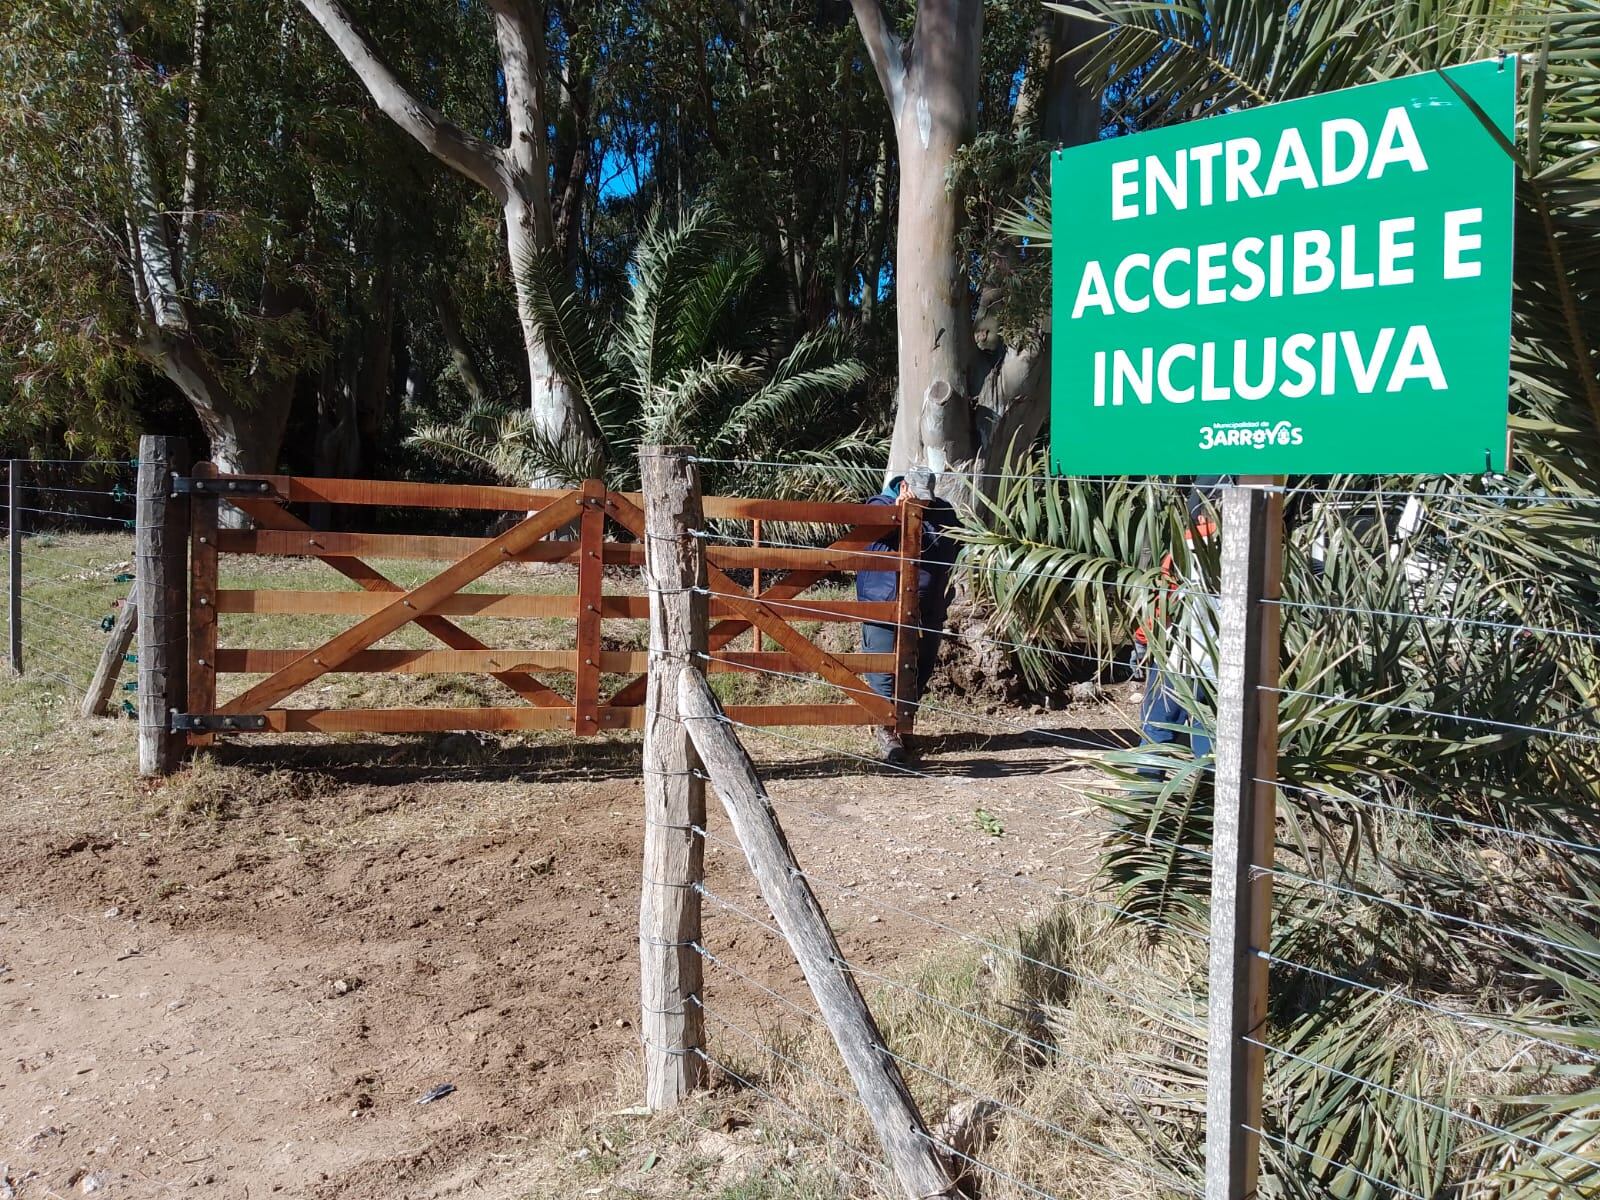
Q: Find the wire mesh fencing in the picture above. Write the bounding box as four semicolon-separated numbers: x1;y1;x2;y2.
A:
3;458;140;708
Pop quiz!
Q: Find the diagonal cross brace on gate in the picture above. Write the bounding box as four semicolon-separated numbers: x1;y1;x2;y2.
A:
223;494;569;708
605;493;896;727
606;525;883;710
216;493;583;716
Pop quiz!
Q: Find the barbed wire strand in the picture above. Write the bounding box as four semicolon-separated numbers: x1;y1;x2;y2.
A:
1262;684;1600;747
678;456;1593;506
655;705;1214;947
1266;596;1600;645
711;713;1214;870
699;859;1208;1054
16;507;134;528
1267;865;1600;964
7;458;136;468
1247;1036;1600;1174
1258;950;1600;1067
668;527;1215;604
691;814;1204;949
698;983;1204;1198
699;651;1183;761
696;585;1204;684
1265;777;1600;861
1246;1124;1427;1200
690;1045;888;1176
15;484;136;501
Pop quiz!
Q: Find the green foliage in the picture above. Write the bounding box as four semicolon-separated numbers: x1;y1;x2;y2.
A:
961;462;1190;686
971;5;1600;1191
411;204;880;493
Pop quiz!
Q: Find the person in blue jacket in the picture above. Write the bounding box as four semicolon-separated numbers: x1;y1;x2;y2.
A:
855;467;958;763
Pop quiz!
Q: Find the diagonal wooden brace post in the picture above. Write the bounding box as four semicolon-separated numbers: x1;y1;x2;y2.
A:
679;669;958;1200
219;493;582;715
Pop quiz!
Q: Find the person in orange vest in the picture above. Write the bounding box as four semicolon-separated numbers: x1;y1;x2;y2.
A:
1135;477;1226;767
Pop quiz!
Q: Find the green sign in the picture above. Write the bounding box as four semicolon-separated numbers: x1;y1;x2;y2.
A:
1051;59;1516;476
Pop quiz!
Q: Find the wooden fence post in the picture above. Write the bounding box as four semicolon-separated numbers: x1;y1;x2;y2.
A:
136;435;191;777
749;518;762;653
1206;481;1283;1200
82;590;137;718
8;459;21;675
638;445;707;1107
574;477;605;735
679;670;958;1200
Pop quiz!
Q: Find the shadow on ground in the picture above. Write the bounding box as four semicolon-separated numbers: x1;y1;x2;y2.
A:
207;721;1139;786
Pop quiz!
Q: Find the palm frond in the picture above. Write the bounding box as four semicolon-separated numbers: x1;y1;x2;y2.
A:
409;402;602;487
511;243;626;442
711;330;869;457
637;351;759;448
617;202;732;392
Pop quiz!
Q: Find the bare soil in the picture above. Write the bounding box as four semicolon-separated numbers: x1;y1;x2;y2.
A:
0;700;1135;1200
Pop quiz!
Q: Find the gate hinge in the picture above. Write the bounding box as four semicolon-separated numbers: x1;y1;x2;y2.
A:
171;475;278;497
171;713;268;732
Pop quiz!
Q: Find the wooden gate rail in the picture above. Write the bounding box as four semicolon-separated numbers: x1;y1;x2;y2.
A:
174;469;921;742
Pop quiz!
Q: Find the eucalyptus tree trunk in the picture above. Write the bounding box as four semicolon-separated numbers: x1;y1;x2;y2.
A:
111;11;294;503
850;0;980;481
849;2;1097;495
298;0;599;484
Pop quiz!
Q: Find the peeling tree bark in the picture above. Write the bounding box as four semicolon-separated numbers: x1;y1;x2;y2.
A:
111;10;295;491
297;0;599;484
174;0;209;281
849;1;1097;493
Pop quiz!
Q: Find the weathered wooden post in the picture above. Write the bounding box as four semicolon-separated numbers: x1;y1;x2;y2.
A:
8;459;21;675
679;669;958;1200
1206;480;1283;1200
638;445;707;1106
136;435;191;777
82;592;137;718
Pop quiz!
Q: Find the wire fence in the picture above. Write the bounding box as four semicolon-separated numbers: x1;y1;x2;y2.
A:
4;451;1598;1197
3;458;140;707
637;456;1600;1200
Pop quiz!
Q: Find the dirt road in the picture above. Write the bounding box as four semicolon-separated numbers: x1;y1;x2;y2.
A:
0;711;1129;1198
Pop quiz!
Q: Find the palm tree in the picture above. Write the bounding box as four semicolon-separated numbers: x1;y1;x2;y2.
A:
960;4;1600;1194
409;204;883;497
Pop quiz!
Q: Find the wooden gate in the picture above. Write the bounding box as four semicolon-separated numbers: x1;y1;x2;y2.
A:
175;469;920;743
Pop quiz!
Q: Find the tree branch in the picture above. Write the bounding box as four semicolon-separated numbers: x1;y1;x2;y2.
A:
434;288;493;407
296;0;509;201
109;13;186;334
487;0;554;232
849;0;906;117
175;0;210;281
